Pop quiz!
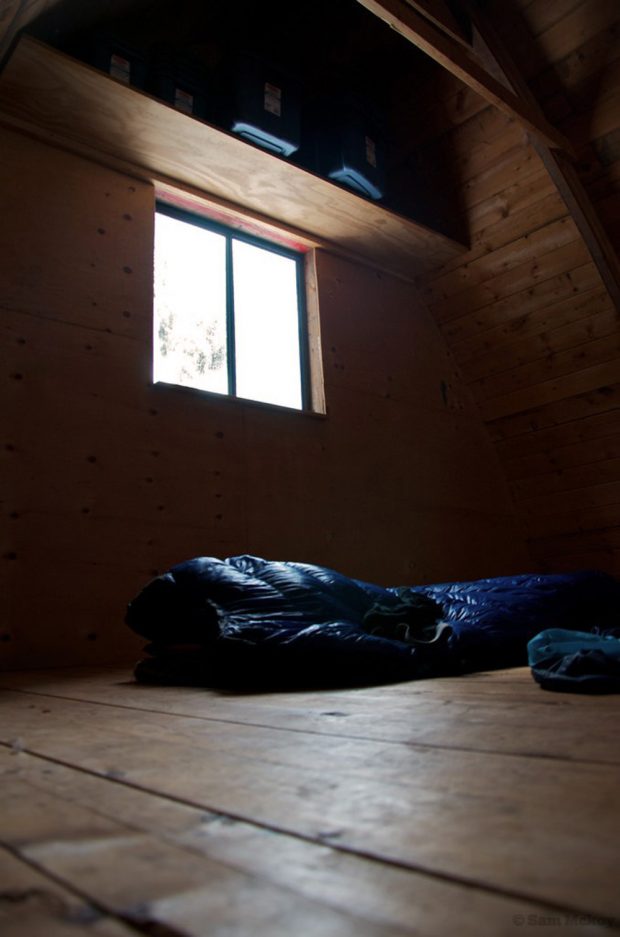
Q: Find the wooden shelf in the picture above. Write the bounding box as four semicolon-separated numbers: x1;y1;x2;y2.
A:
0;37;467;280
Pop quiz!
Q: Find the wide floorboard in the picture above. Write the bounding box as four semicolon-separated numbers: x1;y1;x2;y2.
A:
1;666;619;936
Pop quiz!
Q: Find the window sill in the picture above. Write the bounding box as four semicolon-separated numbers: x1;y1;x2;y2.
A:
152;380;328;420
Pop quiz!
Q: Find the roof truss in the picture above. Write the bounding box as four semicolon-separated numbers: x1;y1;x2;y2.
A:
356;0;620;312
354;0;574;154
466;0;620;312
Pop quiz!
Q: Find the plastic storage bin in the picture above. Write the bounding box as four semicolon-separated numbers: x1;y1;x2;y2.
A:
317;95;386;201
148;48;210;120
223;55;301;157
79;32;147;89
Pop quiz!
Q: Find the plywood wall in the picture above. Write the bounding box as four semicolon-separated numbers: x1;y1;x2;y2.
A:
410;0;620;576
0;126;529;669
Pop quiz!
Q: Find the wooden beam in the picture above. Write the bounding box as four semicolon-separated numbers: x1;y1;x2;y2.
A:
465;0;620;313
0;0;28;63
401;0;471;47
355;0;574;154
532;142;620;311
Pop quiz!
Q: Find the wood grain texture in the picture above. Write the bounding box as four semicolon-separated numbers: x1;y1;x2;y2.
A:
0;37;466;282
402;0;470;45
498;406;620;460
2;665;620;763
414;0;620;575
2;730;614;937
1;770;409;937
532;140;620;308
457;294;614;379
516;0;620;76
1;1;618;623
0;122;527;669
1;667;619;935
355;0;572;152
0;845;138;937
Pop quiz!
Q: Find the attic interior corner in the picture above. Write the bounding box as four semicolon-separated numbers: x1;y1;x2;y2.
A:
1;0;619;934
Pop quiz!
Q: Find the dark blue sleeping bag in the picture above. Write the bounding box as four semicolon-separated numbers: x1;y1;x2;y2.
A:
126;555;620;688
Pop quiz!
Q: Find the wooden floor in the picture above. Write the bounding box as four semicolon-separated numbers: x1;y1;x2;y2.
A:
1;666;619;936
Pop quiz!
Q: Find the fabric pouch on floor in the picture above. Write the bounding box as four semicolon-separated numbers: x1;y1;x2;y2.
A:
528;628;620;694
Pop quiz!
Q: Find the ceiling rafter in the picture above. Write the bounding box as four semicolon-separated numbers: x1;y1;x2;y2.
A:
355;0;574;154
464;0;620;313
401;0;470;47
0;0;29;63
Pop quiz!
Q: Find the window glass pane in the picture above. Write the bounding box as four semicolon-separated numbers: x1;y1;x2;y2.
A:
232;239;302;409
154;212;228;394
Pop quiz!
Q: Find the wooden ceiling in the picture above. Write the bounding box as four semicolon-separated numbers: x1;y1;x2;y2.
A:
409;0;620;576
1;0;619;575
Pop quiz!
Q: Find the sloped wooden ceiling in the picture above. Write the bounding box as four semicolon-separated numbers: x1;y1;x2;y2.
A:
404;0;620;575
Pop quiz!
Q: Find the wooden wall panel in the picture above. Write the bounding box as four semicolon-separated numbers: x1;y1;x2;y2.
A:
416;0;620;576
0;126;528;670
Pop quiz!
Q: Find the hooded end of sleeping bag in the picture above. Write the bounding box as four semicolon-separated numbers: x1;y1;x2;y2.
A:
126;555;455;688
126;556;620;689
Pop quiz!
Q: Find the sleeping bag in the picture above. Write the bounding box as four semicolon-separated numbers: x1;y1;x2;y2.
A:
126;555;620;689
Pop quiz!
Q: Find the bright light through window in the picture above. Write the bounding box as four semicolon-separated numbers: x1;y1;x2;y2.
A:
154;213;228;395
233;240;302;409
153;206;306;410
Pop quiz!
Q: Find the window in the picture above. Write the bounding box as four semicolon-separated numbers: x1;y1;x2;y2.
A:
153;203;310;410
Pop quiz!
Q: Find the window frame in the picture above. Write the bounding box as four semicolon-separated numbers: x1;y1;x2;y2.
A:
154;200;312;411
